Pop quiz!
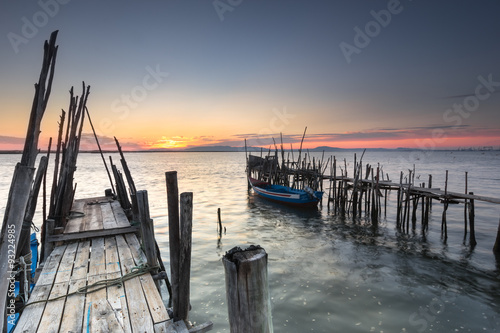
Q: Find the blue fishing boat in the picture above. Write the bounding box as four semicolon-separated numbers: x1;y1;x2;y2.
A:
249;177;323;208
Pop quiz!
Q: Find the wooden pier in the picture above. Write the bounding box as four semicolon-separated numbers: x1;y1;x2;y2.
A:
14;197;190;333
247;143;500;250
0;31;213;333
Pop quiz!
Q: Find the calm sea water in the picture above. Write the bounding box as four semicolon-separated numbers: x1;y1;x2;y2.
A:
1;150;500;332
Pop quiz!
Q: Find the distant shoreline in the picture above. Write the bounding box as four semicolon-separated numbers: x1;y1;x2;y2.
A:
0;147;498;154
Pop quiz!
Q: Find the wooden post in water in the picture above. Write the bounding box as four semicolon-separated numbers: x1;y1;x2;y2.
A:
178;192;193;323
468;192;477;247
396;172;403;229
424;174;432;230
166;171;181;320
442;170;449;240
464;172;468;241
223;246;273;333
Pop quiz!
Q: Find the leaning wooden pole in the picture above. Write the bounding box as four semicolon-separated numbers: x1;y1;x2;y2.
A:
223;245;273;333
86;107;116;195
0;30;58;332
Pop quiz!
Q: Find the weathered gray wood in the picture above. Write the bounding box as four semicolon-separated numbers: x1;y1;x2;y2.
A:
37;244;67;286
43;218;56;261
105;236;132;333
47;225;139;243
178;192;193;322
12;284;52;333
125;233;171;325
165;171;180;320
0;164;35;329
111;200;132;227
59;278;87;333
36;281;69;332
63;199;86;233
59;240;90;332
115;235;155;332
102;202;119;229
223;246;273;333
136;191;157;269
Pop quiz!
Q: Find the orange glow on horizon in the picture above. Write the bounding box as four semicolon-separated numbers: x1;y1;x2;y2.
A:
1;135;499;151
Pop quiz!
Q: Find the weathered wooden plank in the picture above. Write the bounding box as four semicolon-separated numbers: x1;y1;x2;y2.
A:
125;233;147;264
59;278;87;333
106;270;132;333
36;244;67;286
106;236;132;333
116;235;155;332
87;201;103;231
125;233;170;324
82;274;108;332
64;199;86;233
72;240;90;280
90;299;125;333
13;284;51;333
88;237;106;277
111;200;131;227
37;281;69;332
47;225;139;243
102;202;119;229
54;241;78;283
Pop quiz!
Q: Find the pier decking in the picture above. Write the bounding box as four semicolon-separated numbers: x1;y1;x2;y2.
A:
14;197;188;333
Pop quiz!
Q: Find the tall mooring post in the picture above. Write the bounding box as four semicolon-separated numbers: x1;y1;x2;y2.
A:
223;245;273;333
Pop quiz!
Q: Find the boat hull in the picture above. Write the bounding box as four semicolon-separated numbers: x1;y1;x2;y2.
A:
249;178;322;208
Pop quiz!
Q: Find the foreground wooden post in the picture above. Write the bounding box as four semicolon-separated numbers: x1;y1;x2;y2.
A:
178;192;193;322
165;171;181;319
136;190;159;290
223;245;273;333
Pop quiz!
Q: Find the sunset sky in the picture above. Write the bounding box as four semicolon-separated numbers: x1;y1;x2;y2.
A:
1;1;499;151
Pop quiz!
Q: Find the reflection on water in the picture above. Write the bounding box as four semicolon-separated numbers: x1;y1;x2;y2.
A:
1;151;499;332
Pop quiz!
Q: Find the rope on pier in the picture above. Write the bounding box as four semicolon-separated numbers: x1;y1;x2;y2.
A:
19;264;159;310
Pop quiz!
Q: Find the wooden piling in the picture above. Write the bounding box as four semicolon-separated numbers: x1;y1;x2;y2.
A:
223;246;273;333
464;171;468;241
0;31;59;331
136;190;159;289
468;192;477;247
178;192;193;322
442;170;449;240
166;171;181;320
396;172;403;228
